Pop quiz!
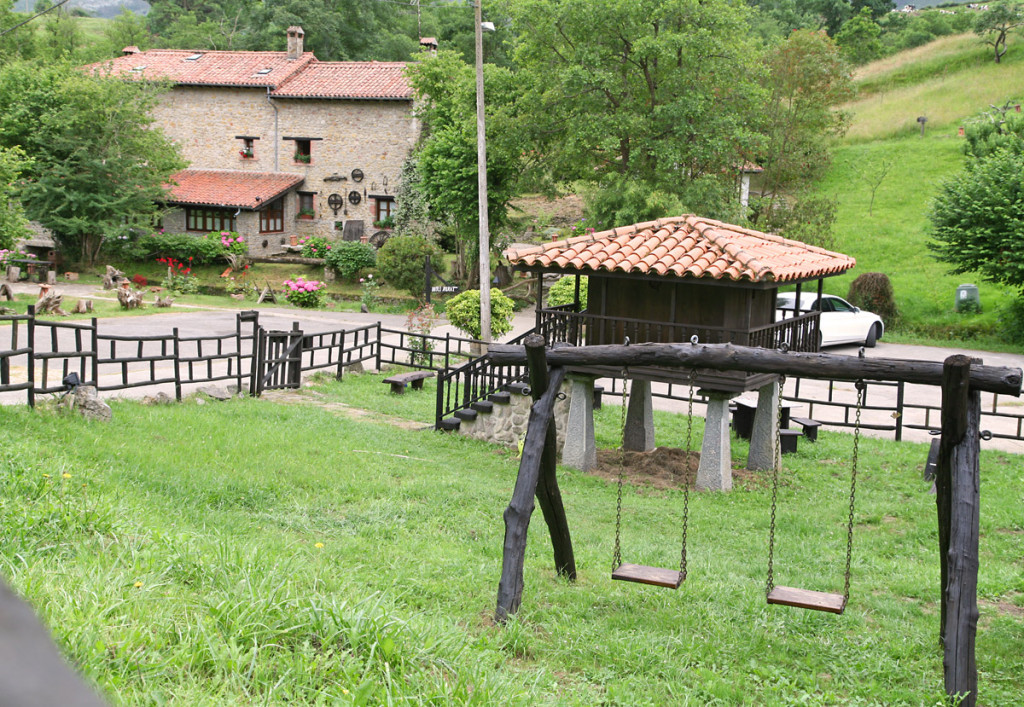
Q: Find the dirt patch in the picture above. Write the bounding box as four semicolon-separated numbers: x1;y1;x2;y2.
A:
509;194;585;229
260;389;426;431
589;446;767;490
980;594;1024;618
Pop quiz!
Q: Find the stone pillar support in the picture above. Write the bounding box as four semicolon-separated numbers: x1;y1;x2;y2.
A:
697;390;733;491
561;374;597;471
623;378;655;452
747;379;781;471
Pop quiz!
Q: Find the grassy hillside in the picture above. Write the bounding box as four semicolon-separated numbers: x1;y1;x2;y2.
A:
820;34;1024;348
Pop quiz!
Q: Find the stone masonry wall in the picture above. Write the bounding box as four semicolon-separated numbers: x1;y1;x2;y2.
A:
153;86;418;251
456;381;572;453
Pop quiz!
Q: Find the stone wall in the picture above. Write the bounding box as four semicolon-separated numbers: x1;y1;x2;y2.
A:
455;381;572;452
153;86;418;249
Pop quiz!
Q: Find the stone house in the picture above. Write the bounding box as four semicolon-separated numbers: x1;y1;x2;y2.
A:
86;27;418;256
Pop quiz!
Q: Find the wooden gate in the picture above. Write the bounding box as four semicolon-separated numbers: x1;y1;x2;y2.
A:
254;323;304;395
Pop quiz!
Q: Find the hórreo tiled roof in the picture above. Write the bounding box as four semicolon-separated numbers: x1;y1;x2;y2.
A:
166;169;304;209
504;215;855;283
272;62;412;99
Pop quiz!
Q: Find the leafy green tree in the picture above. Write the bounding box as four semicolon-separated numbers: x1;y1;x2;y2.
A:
835;7;883;65
962;102;1024;159
0;61;185;265
974;1;1024;64
37;6;85;61
0;0;36;60
506;0;765;226
755;29;852;230
929;149;1024;292
103;10;152;54
406;49;523;285
0;145;31;250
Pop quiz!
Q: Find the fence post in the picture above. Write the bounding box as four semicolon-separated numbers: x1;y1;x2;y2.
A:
172;328;182;401
235;313;243;395
336;330;346;380
255;328;266;397
895;380;905;441
26;305;35;408
375;321;382;372
248;313;261;397
289;321;302;388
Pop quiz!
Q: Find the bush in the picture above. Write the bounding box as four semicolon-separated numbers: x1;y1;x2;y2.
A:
324;241;376;280
847;272;899;327
376;235;446;300
547;275;588;309
283;277;326;308
445;288;515;340
106;231;240;265
131;274;148;287
298;236;332;259
998;296;1024;345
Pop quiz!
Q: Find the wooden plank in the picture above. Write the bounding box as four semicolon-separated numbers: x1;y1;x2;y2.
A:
487;342;1023;395
767;586;846;614
612;563;683;589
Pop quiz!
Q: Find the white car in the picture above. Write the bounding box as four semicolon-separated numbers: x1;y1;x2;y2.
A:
776;292;885;348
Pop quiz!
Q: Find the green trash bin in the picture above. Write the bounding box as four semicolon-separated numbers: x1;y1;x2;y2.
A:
955;283;980;313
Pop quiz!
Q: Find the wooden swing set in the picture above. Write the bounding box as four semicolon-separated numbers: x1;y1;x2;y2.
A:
488;334;1022;707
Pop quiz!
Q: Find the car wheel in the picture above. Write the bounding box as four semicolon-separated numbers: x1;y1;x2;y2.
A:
864;323;880;348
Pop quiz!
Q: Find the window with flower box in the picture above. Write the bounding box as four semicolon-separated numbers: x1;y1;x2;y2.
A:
297;192;316;219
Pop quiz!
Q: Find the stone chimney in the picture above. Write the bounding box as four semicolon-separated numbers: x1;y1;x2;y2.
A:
122;46;140;56
286;26;304;60
419;37;438;54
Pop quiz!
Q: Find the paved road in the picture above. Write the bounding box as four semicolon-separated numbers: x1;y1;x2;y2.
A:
3;280;1023;453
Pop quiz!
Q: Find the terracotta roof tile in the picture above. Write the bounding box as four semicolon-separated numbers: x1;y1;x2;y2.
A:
166;169;304;209
504;215;856;283
271;62;412;99
84;50;412;99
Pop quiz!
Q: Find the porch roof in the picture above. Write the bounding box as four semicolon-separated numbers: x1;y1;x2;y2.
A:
166;169;304;210
505;215;855;284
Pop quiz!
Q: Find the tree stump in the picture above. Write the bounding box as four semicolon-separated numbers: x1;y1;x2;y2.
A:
35;289;68;316
72;299;93;314
154;296;174;308
0;283;12;301
102;265;126;290
116;285;145;310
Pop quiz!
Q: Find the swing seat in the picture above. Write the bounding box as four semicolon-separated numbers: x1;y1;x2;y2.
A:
612;563;683;589
767;586;846;614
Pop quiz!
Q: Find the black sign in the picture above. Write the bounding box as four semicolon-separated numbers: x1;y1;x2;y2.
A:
431;286;460;294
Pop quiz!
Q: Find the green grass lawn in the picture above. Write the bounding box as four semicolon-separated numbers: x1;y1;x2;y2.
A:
1;373;1021;704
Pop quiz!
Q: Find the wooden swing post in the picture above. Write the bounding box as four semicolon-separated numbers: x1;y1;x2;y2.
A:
495;335;575;622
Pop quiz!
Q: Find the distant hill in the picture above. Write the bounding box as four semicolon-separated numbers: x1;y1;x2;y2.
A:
13;0;148;19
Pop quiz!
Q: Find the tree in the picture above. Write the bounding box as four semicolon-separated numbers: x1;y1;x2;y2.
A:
928;149;1024;292
0;146;31;251
506;0;765;226
974;1;1024;64
0;61;185;265
754;29;852;233
835;7;884;65
406;50;524;285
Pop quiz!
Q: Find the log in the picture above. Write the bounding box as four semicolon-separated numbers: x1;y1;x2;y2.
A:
116;286;145;310
0;282;12;301
938;356;980;706
486;342;1023;396
495;338;568;622
71;299;93;314
34;290;68;316
525;335;576;583
102;265;125;290
154;296;174;308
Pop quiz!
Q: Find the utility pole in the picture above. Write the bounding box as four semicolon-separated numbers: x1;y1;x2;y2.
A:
475;0;492;344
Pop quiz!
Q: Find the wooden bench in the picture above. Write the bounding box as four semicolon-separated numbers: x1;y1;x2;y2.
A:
382;370;435;394
790;416;822;442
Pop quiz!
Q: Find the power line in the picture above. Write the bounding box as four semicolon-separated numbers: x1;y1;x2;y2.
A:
0;0;73;38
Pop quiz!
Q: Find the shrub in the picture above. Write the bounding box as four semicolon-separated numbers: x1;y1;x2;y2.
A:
547;275;588;309
847;272;899;327
107;231;239;264
157;256;199;294
324;241;376;280
283;277;326;308
298;236;332;259
445;288;515;340
376;235;445;300
131;274;148;287
998;296;1024;344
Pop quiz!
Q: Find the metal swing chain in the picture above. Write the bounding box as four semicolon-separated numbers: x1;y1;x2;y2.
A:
679;367;696;581
766;374;786;596
613;367;630;571
843;381;865;602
